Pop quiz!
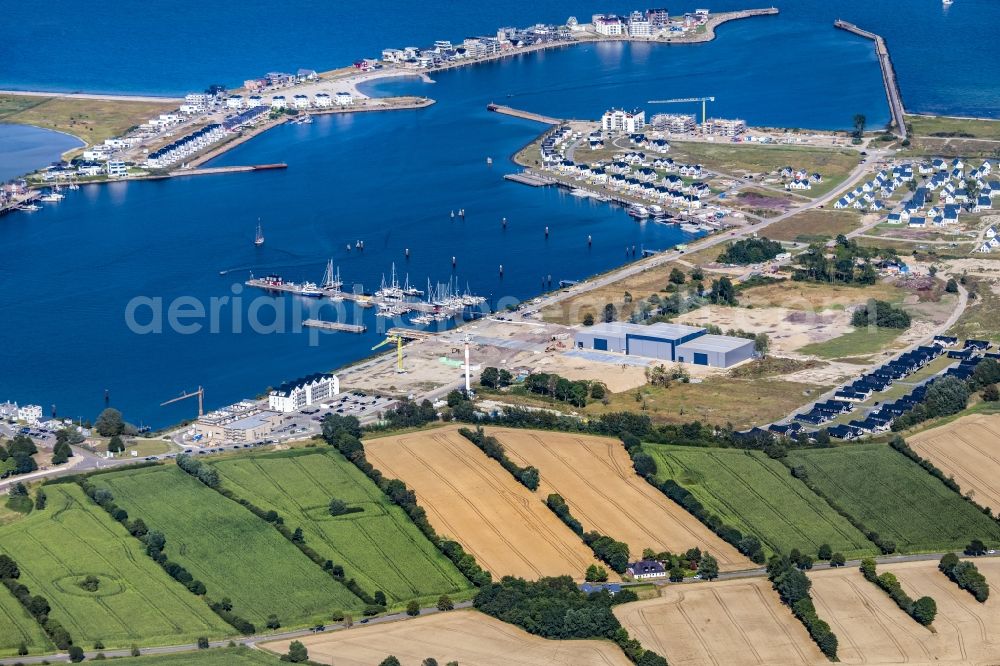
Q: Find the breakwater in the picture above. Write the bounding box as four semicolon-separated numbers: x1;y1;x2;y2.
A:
835;19;907;140
487;104;563;125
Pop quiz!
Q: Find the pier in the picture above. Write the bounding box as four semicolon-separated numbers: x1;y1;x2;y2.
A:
835;20;907;140
169;163;287;177
487;104;563;125
387;327;436;341
504;171;557;187
303;319;367;333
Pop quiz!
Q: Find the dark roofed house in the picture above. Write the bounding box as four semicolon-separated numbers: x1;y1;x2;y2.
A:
627;560;667;579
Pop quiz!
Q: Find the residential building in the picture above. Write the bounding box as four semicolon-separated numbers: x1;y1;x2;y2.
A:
601;108;646;133
650;113;696;133
268;373;340;413
703;117;747;136
628;11;653;37
627;560;667;579
335;91;354;106
17;404;43;425
105;160;128;178
593;15;625;36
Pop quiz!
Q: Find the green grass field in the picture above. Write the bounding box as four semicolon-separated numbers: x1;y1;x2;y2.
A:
95;465;365;628
645;445;874;559
797;327;904;359
211;449;472;606
101;646;280;664
787;445;1000;553
0;585;51;658
0;484;228;651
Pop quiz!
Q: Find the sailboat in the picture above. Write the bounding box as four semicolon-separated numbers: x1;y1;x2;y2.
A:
254;220;265;246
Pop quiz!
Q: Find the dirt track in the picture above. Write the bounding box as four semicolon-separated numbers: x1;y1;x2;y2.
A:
491;428;750;571
809;559;1000;665
615;577;823;666
261;609;630;666
365;426;607;580
909;414;1000;510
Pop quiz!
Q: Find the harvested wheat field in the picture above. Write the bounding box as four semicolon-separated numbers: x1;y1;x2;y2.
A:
491;428;749;571
365;426;608;580
909;414;1000;510
615;577;824;666
810;559;1000;665
262;610;630;665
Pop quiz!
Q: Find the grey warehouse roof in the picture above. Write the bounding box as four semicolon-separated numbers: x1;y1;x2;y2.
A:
677;334;754;353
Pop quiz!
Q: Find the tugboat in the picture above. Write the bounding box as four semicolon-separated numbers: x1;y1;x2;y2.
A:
254;220;265;246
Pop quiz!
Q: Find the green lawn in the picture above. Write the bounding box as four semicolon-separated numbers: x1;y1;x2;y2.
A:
94;465;365;628
786;445;1000;553
0;585;51;658
102;646;280;664
0;484;228;651
645;445;874;559
797;326;903;359
211;449;472;606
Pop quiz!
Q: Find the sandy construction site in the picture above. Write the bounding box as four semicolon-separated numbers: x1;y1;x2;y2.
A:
675;304;853;355
490;428;750;571
810;559;1000;665
262;609;630;666
615;577;824;666
909;414;1000;514
365;426;608;580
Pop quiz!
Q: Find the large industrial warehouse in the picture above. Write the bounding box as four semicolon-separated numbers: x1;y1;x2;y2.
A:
574;322;755;368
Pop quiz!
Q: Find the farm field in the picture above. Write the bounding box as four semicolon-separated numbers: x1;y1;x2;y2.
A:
492;429;749;570
365;427;608;580
94;465;365;628
0;484;228;650
98;647;281;665
615;577;825;666
786;445;1000;553
0;585;50;658
645;445;874;559
909;414;1000;511
809;559;1000;664
211;449;472;605
262;609;631;666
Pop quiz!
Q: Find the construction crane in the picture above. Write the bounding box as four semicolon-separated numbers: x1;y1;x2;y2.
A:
160;386;205;418
647;96;716;127
372;334;405;374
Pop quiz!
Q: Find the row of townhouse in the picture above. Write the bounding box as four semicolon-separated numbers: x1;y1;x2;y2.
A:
880;158;998;230
626;133;670;153
39;160;127;180
266;91;354;110
145;124;226;170
834;163;913;212
553;159;707;208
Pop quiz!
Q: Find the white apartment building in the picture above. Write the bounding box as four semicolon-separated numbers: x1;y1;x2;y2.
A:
602;108;646;133
593;15;624;36
314;93;332;108
105;160;128;178
17;404;43;425
226;95;244;109
628;12;653;37
268;373;340;413
334;91;354;106
292;94;310;109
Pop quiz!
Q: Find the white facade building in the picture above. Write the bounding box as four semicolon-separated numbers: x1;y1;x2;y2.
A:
268;373;340;413
334;91;354;106
601;108;646;133
593;15;624;36
17;404;43;425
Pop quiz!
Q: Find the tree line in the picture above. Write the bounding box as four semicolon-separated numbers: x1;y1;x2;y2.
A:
458;427;539;490
473;575;669;666
322;414;492;588
0;554;78;659
939;553;990;602
860;558;937;626
767;555;838;659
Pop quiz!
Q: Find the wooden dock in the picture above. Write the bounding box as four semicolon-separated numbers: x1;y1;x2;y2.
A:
487;103;564;125
303;319;366;333
834;20;907;140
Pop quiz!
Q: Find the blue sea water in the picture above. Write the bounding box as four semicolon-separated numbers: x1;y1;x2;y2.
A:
0;1;996;427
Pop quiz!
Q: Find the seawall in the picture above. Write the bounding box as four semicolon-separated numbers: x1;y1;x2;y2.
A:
835;20;907;140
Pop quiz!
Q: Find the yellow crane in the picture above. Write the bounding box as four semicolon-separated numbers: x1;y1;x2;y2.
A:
647;96;716;127
372;335;405;373
160;386;205;418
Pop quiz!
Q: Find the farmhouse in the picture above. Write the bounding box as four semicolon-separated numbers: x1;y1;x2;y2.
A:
574;322;755;368
627;560;667;579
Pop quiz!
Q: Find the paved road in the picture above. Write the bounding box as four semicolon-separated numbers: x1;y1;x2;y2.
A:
0;601;475;665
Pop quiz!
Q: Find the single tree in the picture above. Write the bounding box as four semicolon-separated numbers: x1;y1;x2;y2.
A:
983;384;1000;402
754;332;770;358
817;544;832;560
197;637;210;649
853;113;867;138
107;435;125;454
95;408;126;437
68;645;85;663
380;658;402;666
328;498;349;516
34;489;47;510
266;614;280;630
286;640;309;663
698;553;719;581
582;312;595;326
291;527;305;544
406;600;421;616
374;590;387;606
437;595;454;611
912;596;937;626
603;303;617;323
669;268;686;285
